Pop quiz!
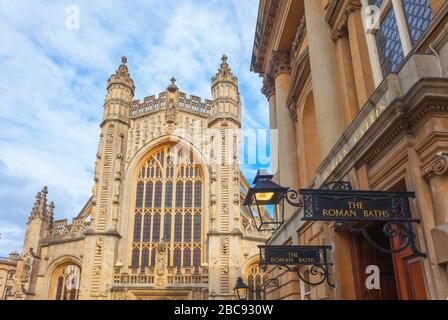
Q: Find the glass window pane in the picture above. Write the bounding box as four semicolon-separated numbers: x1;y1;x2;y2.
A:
142;215;152;242
184;214;192;242
193;248;201;267
375;7;405;77
136;182;144;208
402;0;432;45
174;214;182;242
152;214;160;242
141;248;149;272
145;182;153;208
185;183;193;208
164;213;171;242
176;183;183;207
193;214;201;243
131;249;140;268
183;248;191;267
133;214;142;242
154;182;162;208
194;183;202;208
165;182;173;208
173;248;181;268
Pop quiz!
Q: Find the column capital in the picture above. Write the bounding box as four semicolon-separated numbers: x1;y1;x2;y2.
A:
422;152;448;181
267;50;291;79
332;0;362;41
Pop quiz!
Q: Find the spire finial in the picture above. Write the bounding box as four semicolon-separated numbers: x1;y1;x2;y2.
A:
122;56;127;64
221;54;228;64
167;77;178;92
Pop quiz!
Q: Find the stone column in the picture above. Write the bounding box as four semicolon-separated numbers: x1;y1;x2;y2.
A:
262;75;280;181
334;32;359;125
346;4;375;109
267;51;299;218
304;0;346;159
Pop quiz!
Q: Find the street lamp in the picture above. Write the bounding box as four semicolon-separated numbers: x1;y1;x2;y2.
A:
243;170;289;231
233;277;249;301
233;277;280;300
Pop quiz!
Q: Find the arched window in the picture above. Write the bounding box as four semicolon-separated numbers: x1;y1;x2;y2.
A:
131;144;203;272
246;263;265;301
49;263;81;300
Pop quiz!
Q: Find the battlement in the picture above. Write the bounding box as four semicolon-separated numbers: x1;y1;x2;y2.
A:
131;92;212;118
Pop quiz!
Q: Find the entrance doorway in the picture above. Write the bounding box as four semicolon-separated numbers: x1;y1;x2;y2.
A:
350;180;428;300
351;223;399;300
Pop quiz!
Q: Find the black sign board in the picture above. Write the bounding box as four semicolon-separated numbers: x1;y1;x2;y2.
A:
259;245;330;266
299;189;415;222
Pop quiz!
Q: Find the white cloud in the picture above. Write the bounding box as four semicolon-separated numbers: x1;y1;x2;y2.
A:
0;0;269;256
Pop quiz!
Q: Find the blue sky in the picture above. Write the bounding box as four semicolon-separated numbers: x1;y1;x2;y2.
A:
0;0;270;256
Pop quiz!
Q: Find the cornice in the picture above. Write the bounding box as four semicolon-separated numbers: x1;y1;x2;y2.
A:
251;0;280;73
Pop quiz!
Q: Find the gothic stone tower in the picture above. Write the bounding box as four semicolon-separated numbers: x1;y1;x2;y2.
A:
79;57;135;299
12;56;268;300
207;55;243;299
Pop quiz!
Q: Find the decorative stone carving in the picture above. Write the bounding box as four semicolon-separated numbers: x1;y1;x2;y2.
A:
267;50;291;79
423;152;448;180
261;75;275;99
291;16;306;59
166;98;177;124
332;1;362;41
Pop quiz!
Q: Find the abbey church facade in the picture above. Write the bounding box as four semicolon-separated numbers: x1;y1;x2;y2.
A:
6;56;269;300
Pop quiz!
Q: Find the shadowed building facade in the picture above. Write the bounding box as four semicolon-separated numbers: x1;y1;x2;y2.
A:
6;56;270;300
251;0;448;300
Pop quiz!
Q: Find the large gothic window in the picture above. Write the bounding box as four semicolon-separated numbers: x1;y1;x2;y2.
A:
131;144;203;272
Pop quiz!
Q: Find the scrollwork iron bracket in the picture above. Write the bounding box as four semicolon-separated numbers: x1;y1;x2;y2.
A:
334;219;426;257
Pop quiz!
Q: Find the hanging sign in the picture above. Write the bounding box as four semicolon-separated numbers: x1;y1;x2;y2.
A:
259;245;331;266
299;189;415;222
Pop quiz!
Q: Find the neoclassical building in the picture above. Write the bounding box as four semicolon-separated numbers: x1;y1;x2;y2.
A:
5;55;270;300
251;0;448;300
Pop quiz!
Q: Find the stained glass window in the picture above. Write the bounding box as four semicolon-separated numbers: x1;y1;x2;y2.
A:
375;7;405;77
131;144;203;271
402;0;432;45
